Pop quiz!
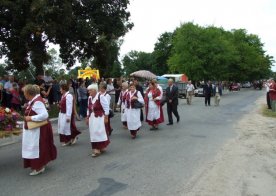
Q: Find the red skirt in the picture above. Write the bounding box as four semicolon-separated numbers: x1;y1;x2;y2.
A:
24;122;57;170
59;114;81;143
91;122;110;150
91;140;110;150
146;106;164;126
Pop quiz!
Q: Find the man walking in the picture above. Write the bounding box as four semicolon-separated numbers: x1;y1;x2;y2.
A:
165;79;180;125
203;81;212;106
265;79;272;109
214;82;222;106
186;80;195;105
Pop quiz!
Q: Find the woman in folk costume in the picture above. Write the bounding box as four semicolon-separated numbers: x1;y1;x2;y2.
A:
99;83;113;136
144;81;164;130
117;82;128;128
22;84;57;176
58;84;81;146
86;84;110;157
125;83;145;139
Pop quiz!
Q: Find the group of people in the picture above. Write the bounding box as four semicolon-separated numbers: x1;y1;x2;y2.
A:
265;79;276;112
0;75;23;111
18;77;181;176
186;80;223;106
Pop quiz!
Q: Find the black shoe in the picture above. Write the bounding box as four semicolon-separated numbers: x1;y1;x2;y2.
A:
177;117;180;123
166;123;173;125
150;127;156;131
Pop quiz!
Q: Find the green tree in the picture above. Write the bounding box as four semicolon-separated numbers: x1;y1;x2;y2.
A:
168;23;210;81
0;63;8;76
168;22;273;82
92;39;123;78
229;29;272;81
0;0;133;74
152;32;173;75
122;51;154;76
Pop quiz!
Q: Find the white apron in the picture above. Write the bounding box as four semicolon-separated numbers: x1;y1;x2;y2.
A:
147;92;161;121
88;95;108;142
126;108;141;130
121;102;127;122
89;115;108;142
126;91;142;130
57;113;71;135
22;127;40;159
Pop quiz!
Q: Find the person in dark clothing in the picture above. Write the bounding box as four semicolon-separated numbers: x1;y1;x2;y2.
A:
0;83;5;107
133;78;144;121
34;75;45;85
113;79;121;112
203;81;212;106
165;79;180;125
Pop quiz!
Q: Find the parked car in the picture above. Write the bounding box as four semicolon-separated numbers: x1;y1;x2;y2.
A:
229;83;240;91
241;82;251;88
194;85;205;97
158;83;168;95
176;82;187;99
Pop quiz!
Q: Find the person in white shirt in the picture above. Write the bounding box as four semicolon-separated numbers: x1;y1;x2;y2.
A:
86;84;110;157
125;83;145;139
99;83;113;136
265;79;272;109
117;82;129;128
144;81;164;130
186;80;195;105
106;78;116;111
58;84;81;146
23;84;57;176
214;82;221;106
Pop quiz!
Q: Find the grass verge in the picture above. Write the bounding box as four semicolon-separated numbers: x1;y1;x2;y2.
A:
261;104;276;118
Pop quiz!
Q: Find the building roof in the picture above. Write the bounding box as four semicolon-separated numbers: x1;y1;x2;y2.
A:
162;74;184;78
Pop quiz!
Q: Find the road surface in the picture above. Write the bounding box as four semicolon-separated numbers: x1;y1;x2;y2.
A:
0;88;264;196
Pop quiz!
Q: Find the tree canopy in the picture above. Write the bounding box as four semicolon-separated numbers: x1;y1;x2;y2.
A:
122;22;273;81
0;0;132;75
122;50;153;76
168;23;273;81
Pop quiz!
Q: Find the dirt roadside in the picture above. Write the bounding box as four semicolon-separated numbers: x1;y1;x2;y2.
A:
182;97;276;196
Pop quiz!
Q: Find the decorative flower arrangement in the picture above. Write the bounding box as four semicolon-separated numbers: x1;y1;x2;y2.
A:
0;107;22;138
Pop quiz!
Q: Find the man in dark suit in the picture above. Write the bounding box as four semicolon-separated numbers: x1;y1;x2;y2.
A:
203;81;212;106
166;79;180;125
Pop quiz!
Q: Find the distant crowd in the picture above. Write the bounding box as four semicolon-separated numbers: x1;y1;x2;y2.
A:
0;72;128;115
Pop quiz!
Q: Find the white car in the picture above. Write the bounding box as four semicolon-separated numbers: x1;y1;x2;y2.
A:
194;85;204;97
241;82;251;88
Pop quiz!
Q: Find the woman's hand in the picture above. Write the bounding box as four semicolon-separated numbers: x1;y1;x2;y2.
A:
25;116;32;122
66;118;71;123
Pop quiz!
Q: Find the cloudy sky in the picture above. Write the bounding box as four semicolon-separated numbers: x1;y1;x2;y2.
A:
120;0;276;69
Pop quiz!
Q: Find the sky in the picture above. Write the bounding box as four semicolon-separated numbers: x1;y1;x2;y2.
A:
119;0;276;70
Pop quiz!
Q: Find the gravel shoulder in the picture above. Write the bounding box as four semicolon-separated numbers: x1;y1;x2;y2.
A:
182;97;276;196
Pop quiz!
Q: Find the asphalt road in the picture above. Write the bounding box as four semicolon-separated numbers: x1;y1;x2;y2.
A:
0;88;265;196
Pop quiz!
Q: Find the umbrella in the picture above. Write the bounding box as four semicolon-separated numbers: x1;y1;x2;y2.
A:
130;70;157;80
